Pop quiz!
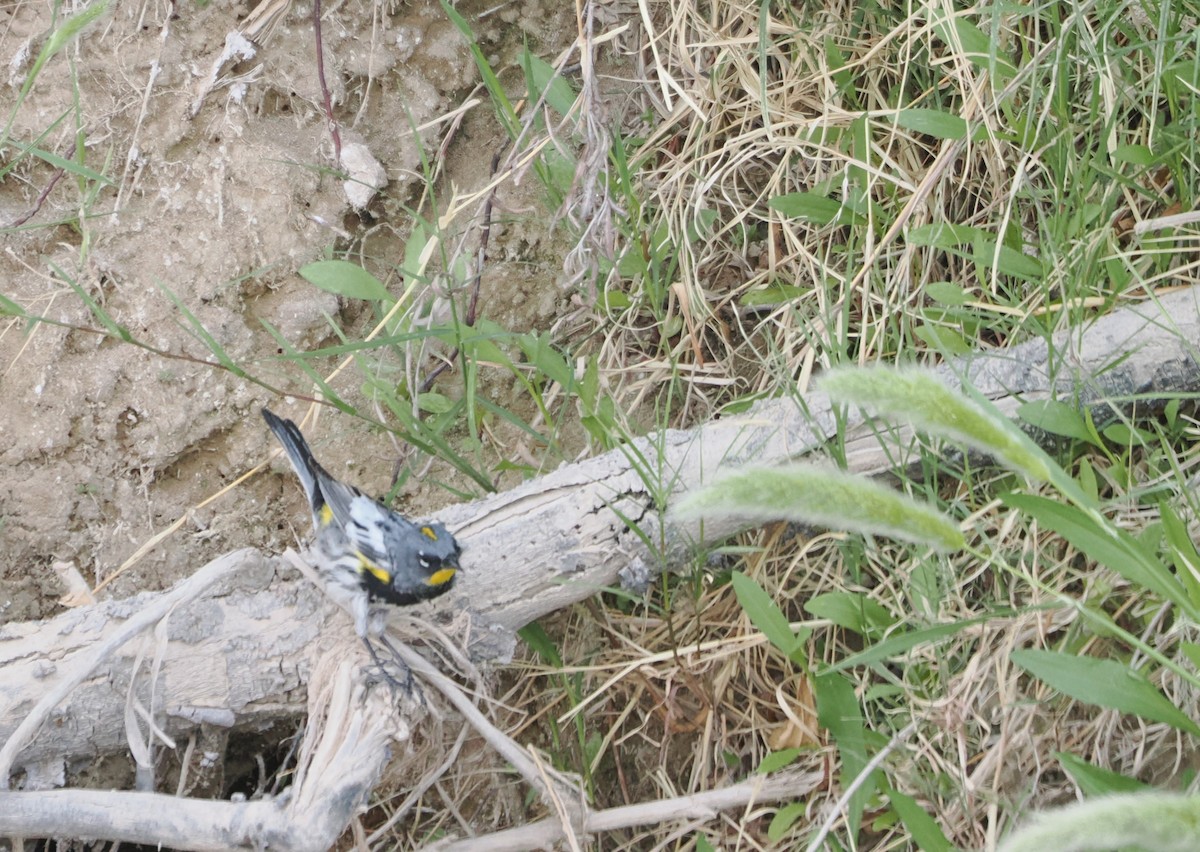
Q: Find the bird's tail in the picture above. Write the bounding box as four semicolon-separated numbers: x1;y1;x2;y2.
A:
262;408;326;517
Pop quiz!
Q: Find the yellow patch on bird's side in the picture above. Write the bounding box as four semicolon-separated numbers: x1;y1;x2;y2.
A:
319;504;334;526
420;526;439;541
358;555;392;586
428;567;456;586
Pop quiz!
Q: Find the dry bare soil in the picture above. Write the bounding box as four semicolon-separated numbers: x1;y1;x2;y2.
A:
1;0;573;622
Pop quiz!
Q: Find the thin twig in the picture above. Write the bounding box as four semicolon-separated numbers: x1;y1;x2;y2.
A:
804;721;918;852
428;768;824;852
388;640;582;817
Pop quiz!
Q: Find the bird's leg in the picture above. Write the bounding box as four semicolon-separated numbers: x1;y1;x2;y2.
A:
360;634;416;696
374;632;425;706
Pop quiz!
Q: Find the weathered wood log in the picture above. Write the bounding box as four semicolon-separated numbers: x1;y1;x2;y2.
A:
437;285;1200;631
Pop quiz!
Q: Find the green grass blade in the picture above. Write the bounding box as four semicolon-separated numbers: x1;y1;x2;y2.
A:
258;319;350;410
439;0;518;135
28;144;114;184
886;786;953;852
57;266;131;342
1003;493;1195;619
0;293;28;317
1011;649;1200;738
731;571;806;661
3;0;112;149
823;615;995;674
813;671;872;839
156;282;243;376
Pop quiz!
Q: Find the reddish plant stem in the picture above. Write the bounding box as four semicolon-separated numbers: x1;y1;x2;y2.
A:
311;0;341;164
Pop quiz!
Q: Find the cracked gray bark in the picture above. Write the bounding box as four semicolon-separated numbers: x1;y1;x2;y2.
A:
0;286;1197;849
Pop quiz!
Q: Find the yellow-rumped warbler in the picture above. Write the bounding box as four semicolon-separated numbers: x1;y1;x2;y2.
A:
262;408;461;645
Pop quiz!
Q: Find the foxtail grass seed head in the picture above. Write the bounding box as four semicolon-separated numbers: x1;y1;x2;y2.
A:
673;464;964;552
821;366;1053;483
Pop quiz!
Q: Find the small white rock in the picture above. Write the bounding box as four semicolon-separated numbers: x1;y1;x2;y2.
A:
340;142;387;210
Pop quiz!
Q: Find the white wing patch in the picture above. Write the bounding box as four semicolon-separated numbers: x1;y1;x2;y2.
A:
344;495;394;570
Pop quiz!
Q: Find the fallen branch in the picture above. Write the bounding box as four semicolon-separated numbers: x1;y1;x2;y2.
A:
0;651;406;852
433;285;1200;631
426;768;825;852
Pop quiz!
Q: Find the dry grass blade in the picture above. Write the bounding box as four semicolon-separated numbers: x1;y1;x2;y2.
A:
239;0;292;46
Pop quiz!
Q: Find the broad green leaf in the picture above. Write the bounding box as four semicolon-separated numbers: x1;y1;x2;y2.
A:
1102;422;1154;446
805;592;895;637
1161;503;1200;609
914;324;971;354
518;622;562;666
687;208;720;242
908;559;943;617
731;571;802;659
417;392;453;414
400;222;431;291
516;331;573;389
740;283;806;307
757;748;802;774
973;239;1043;280
924;281;972;305
1018;400;1095;444
931;13;1017;83
1055;751;1148;796
814;671;871;837
768;802;807;842
887;787;952;852
768;192;866;226
1076;457;1099;504
579;355;599;411
1166;397;1181;428
456;318;513;368
1112;144;1154;167
825;36;855;97
523;50;578;117
908;222;990;247
299;260;393;302
893;108;968;140
599;289;632;310
1012;649;1200;737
